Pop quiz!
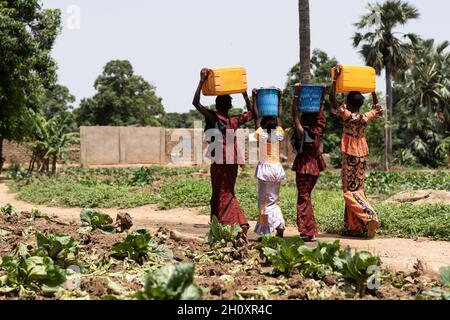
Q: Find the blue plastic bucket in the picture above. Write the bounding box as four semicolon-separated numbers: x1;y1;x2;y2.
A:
292;85;324;113
257;88;280;117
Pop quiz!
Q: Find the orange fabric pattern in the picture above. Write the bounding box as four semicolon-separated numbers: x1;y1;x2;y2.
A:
342;154;379;236
337;104;380;157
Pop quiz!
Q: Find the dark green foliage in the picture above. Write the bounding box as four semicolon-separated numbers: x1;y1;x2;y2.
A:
0;1;62;171
75;60;164;127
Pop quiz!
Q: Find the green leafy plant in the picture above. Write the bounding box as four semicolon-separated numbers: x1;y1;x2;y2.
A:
134;263;202;300
111;229;172;264
260;237;305;274
204;216;243;248
80;208;115;232
258;237;344;278
422;266;450;300
0;244;66;297
298;240;343;278
335;247;381;297
35;232;79;268
254;235;285;252
0;204;19;216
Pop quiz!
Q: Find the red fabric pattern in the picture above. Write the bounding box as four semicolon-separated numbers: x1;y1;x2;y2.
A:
210;163;249;226
210;111;254;164
296;173;319;236
292;154;326;176
292;110;327;176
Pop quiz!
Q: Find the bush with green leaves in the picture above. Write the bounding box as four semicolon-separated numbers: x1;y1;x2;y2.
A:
134;263;202;300
12;177;155;208
365;171;450;194
0;244;67;298
153;177;211;210
35;232;79;268
204;216;243;249
111;229;172;264
80;208;115;232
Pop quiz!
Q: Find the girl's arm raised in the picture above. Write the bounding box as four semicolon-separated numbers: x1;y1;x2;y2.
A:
330;66;342;113
252;88;260;129
292;84;304;137
277;90;283;128
365;92;384;122
192;68;215;123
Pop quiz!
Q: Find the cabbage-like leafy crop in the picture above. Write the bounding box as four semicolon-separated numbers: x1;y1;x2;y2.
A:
134;263;202;300
111;229;172;264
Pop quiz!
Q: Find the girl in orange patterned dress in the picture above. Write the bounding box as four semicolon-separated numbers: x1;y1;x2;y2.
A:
330;66;383;239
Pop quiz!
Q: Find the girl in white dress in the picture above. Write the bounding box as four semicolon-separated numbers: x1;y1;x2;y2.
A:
252;89;286;237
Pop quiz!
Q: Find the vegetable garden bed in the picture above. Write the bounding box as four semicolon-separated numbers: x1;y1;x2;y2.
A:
1;205;449;300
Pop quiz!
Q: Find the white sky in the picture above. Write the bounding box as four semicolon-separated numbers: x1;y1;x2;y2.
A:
43;0;450;112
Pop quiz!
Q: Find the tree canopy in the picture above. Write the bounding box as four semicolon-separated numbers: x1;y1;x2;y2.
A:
352;0;420;169
393;38;450;167
0;0;62;170
75;60;165;127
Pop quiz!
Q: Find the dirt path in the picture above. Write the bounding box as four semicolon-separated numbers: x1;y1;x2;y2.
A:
1;181;449;273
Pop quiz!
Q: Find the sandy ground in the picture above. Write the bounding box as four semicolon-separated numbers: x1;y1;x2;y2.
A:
1;181;449;273
386;190;450;205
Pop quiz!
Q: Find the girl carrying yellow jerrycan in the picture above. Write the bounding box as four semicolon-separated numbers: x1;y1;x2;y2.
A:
330;65;383;239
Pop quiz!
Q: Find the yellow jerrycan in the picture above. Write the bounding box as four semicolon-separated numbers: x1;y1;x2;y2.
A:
331;65;376;94
202;66;248;96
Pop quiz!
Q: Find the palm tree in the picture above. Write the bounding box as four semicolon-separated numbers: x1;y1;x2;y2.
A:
299;0;311;84
353;0;419;170
395;39;450;167
399;39;450;130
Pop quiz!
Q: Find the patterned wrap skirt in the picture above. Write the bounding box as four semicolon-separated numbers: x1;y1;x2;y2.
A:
296;174;320;236
342;153;379;236
210;164;248;227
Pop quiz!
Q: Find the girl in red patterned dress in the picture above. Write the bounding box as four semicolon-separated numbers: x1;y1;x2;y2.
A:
192;68;255;235
291;84;327;242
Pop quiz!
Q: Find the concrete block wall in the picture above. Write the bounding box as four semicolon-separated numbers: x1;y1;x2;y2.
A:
80;126;166;166
4;127;297;167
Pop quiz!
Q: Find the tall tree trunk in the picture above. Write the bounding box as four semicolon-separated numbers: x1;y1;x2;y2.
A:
385;67;393;171
51;155;57;175
299;0;311;84
28;152;36;174
0;137;4;173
